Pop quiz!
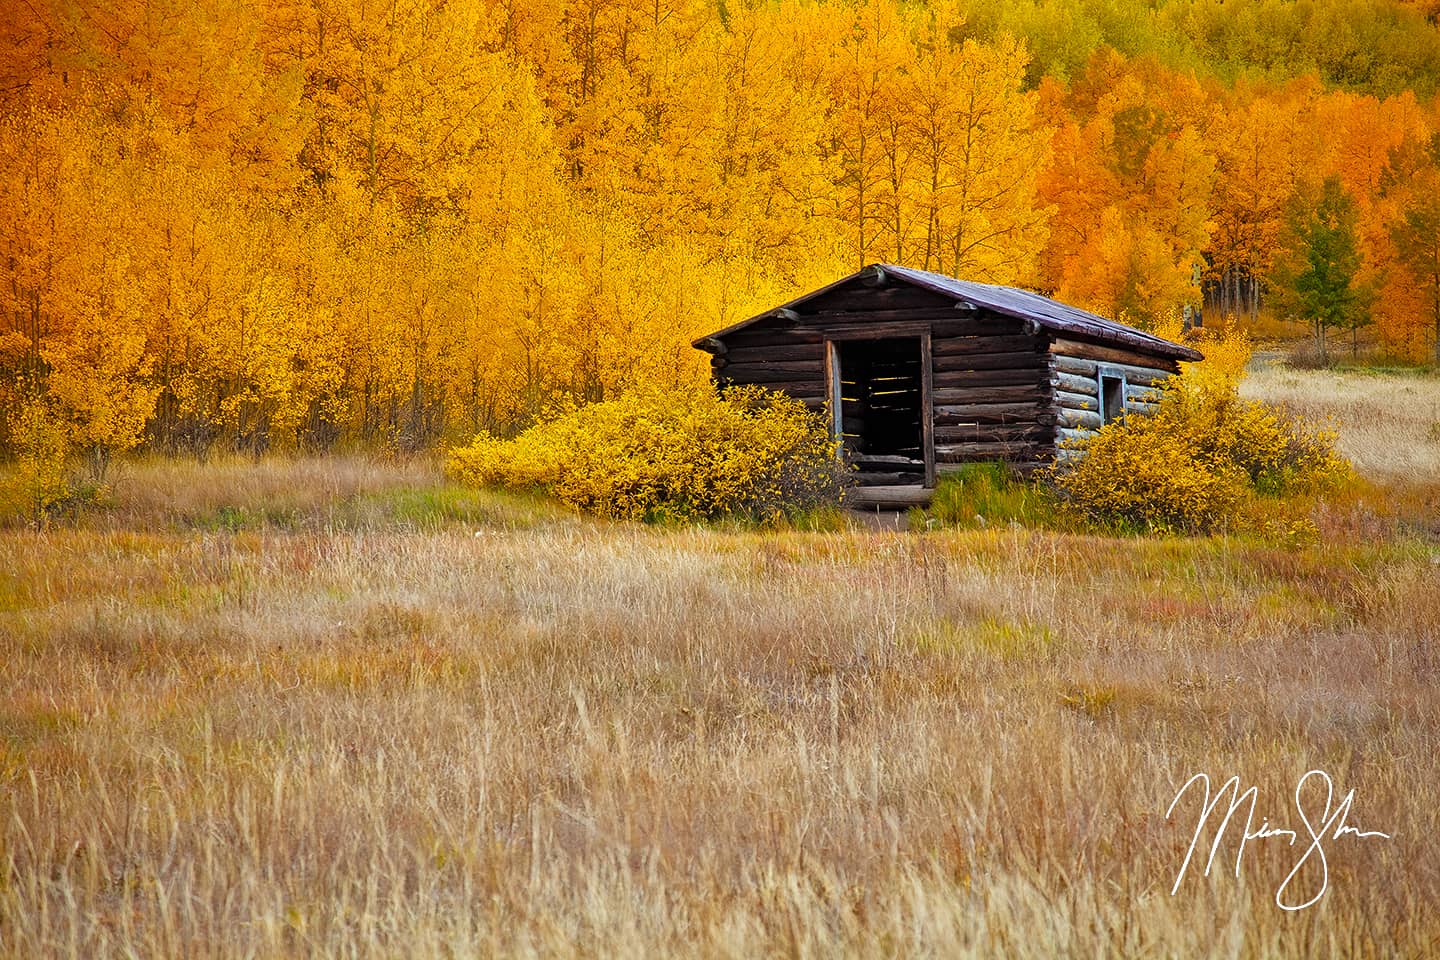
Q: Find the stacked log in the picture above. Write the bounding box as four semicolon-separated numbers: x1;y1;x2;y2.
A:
1047;341;1179;456
931;321;1052;465
711;330;827;405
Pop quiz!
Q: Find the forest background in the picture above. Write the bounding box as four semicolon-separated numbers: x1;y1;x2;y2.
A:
3;0;1440;464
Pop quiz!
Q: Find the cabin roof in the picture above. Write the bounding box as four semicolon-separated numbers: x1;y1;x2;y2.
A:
694;264;1204;362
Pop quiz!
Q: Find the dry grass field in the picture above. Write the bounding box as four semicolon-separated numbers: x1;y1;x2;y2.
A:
3;369;1440;957
1242;362;1440;484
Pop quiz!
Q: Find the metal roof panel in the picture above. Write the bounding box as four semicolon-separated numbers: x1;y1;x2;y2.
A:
694;264;1204;362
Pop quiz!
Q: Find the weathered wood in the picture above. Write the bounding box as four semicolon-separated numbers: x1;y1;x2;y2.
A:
695;337;727;355
1115;367;1172;388
720;359;822;380
716;374;826;393
1054;371;1175;397
1120;367;1173;387
935;423;1051;443
725;329;825;349
934;368;1048;390
847;485;933;508
1058;407;1102;429
1050;337;1182;372
936;442;1044;463
1055;389;1098;411
801;315;1018;339
935;403;1049;424
931;334;1040;357
853;454;924;468
1053;355;1097;377
928;319;1023;340
802;307;965;324
933;384;1048;405
724;343;825;364
932;351;1047;373
804;284;952;314
855;471;925;486
919;333;936;488
1051;371;1099;396
1056;426;1096;446
1125;383;1162;403
1126;400;1158;416
812;321;932;340
824;340;842;442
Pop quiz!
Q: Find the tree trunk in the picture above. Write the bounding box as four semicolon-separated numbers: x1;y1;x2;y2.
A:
1433;293;1440;365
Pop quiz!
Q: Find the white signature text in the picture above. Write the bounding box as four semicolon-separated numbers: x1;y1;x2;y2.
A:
1165;769;1391;911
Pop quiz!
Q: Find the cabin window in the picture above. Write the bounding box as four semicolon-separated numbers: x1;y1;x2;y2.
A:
1100;373;1125;425
833;337;925;481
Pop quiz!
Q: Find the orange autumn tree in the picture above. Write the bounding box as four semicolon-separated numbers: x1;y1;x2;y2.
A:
3;0;1440;465
1037;52;1213;324
1387;145;1440;362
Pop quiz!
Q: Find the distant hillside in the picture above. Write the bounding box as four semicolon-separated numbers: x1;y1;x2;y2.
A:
958;0;1440;96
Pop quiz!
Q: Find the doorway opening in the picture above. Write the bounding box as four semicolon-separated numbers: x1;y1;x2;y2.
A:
835;337;925;481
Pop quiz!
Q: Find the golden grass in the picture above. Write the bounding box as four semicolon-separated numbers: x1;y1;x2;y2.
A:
1242;362;1440;483
2;441;1439;954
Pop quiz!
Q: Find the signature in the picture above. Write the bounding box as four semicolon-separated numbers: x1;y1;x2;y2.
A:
1165;769;1391;911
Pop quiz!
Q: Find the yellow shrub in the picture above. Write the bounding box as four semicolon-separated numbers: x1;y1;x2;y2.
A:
3;397;71;528
1056;414;1250;533
447;386;845;522
1054;377;1351;534
1152;311;1254;391
1186;325;1252;392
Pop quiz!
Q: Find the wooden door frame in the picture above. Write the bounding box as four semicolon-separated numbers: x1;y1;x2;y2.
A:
919;332;936;488
824;331;936;489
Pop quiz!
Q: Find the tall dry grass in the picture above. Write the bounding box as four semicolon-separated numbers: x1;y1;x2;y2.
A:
1242;363;1440;483
2;438;1439;955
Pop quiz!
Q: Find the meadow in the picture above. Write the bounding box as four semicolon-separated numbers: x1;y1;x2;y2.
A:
2;367;1439;957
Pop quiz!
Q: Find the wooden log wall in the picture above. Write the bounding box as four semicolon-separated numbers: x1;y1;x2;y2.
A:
1046;339;1180;457
709;329;827;413
931;315;1053;472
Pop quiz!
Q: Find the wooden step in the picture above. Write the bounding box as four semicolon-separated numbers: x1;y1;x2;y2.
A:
846;485;933;510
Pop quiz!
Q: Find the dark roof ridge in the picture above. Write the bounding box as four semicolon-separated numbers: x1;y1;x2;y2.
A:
694;263;1203;362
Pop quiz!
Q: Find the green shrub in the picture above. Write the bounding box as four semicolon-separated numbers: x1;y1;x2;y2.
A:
446;386;846;523
912;462;1065;530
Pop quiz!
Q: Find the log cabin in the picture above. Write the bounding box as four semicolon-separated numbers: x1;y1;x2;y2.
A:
693;264;1204;508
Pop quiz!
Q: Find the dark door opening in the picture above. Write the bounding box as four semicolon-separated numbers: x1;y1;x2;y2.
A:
836;337;925;481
